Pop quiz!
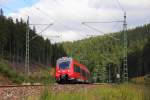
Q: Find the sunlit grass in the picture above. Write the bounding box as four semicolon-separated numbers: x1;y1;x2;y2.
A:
38;84;149;100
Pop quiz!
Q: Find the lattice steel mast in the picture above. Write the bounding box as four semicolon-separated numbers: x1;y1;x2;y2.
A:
25;16;30;76
123;12;128;81
25;17;53;76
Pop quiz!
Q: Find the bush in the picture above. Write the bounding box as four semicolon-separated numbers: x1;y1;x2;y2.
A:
0;60;25;84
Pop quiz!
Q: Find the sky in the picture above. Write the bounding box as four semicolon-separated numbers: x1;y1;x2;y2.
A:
0;0;150;43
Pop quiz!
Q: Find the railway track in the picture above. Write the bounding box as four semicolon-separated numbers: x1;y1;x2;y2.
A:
0;83;107;87
0;83;107;88
0;84;44;88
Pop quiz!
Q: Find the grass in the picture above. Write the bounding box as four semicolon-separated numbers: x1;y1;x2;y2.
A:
0;59;25;84
39;84;150;100
29;75;55;84
0;59;55;84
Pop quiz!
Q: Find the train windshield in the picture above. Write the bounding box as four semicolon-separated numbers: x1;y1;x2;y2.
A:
59;61;70;69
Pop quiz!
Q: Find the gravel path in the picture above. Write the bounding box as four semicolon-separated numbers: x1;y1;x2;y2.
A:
0;86;44;100
0;84;96;100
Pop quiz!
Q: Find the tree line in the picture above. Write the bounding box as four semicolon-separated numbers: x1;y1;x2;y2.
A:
0;8;66;67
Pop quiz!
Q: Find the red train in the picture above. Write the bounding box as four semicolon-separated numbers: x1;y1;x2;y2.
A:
55;57;91;83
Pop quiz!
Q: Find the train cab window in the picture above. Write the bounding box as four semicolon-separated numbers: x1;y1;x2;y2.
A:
59;61;70;69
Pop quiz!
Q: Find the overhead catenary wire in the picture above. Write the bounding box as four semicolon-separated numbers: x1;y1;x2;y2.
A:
33;6;88;39
80;0;125;38
23;1;63;43
82;22;105;34
82;21;124;24
24;0;94;39
53;0;96;38
29;23;53;41
82;22;120;41
23;0;56;40
28;7;60;40
115;0;125;12
53;0;92;30
24;0;53;23
23;0;54;25
34;7;72;30
35;0;91;39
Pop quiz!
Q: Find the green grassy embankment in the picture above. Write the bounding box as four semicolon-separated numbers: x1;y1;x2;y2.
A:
0;59;55;84
0;59;25;84
39;84;150;100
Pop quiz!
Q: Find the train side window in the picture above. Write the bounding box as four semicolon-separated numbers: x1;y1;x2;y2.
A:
74;64;80;73
77;66;80;73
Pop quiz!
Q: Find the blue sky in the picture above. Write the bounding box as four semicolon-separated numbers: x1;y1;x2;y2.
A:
0;0;150;43
0;0;38;15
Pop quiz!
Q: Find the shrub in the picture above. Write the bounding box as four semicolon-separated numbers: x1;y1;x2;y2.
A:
0;60;25;84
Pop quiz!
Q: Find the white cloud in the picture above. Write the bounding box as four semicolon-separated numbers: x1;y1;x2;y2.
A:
8;0;150;43
0;0;14;4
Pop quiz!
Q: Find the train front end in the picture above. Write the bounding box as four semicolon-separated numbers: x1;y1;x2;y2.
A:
55;57;73;83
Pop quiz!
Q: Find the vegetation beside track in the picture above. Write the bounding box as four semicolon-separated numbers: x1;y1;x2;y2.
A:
62;24;150;82
38;84;150;100
0;59;25;84
130;74;150;85
0;59;55;85
0;10;62;85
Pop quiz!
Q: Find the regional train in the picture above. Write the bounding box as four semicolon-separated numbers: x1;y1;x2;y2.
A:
55;57;91;83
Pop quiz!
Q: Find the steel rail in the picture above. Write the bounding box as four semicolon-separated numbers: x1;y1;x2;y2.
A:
0;85;44;88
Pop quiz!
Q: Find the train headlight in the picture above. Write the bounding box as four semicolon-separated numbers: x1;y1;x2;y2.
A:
68;70;70;72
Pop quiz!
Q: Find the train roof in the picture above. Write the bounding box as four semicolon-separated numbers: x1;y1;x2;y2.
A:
57;57;72;61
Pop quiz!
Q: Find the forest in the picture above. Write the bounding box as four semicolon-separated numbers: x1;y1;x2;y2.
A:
62;23;150;82
0;8;66;67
